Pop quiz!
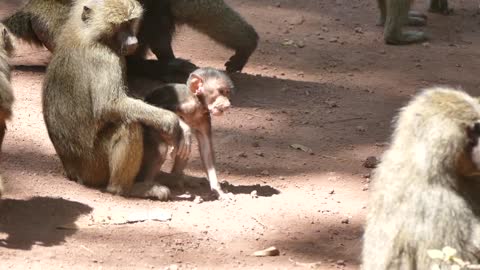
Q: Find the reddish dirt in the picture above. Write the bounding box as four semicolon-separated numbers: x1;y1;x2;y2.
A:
1;0;480;269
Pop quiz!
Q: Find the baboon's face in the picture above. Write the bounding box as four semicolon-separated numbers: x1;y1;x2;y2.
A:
204;78;232;116
116;19;141;56
466;122;480;171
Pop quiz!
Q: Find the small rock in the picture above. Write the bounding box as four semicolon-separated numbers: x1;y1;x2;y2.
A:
354;27;364;33
288;15;305;25
252;246;280;257
251;190;258;198
275;2;281;7
194;196;204;204
254;150;265;157
325;100;338;108
238;152;248;158
363;156;379;168
336;260;346;266
165;265;179;270
422;42;431;48
329;37;338;43
356;125;366;133
296;40;306;48
261;170;270;176
362;184;369;191
379;50;386;55
329;189;335;195
252;141;260;148
341;218;349;224
363;173;371;178
321;26;329;32
279;176;285;180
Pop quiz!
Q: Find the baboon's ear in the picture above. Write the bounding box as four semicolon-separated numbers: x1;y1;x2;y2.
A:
2;28;13;55
188;74;204;96
81;6;92;22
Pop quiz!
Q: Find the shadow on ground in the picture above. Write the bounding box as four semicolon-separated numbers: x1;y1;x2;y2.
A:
0;196;92;250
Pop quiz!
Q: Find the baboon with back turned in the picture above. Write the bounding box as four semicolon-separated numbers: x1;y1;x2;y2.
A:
42;0;191;200
378;0;450;44
0;23;14;197
362;87;480;269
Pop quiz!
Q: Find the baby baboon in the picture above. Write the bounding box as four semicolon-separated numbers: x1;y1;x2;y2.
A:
4;0;258;75
0;24;15;197
378;0;450;45
42;0;191;200
139;67;233;198
362;87;480;269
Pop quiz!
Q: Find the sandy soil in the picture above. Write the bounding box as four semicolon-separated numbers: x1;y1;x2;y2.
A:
1;0;480;269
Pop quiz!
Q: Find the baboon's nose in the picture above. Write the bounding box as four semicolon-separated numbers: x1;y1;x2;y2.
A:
124;36;138;55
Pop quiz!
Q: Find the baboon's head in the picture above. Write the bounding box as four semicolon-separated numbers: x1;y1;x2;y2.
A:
187;68;234;116
79;0;143;55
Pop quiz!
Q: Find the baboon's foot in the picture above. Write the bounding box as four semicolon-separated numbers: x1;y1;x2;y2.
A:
129;182;171;201
385;30;429;45
225;52;250;73
429;0;452;15
408;11;427;26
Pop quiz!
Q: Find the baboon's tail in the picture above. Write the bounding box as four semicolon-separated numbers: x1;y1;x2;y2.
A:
2;12;42;46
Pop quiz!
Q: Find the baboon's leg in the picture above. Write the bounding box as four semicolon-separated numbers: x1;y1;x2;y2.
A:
429;0;451;14
384;0;428;44
106;123;171;200
128;0;195;82
136;127;169;183
0;121;6;152
172;0;259;72
377;0;387;26
378;0;427;27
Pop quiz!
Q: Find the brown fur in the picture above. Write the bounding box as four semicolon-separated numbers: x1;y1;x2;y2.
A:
42;0;190;200
362;87;480;269
139;67;233;198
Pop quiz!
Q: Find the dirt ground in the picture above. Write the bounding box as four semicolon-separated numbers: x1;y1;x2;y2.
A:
1;0;480;269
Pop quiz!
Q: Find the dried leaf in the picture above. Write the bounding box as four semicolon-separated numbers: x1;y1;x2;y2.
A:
290;144;313;154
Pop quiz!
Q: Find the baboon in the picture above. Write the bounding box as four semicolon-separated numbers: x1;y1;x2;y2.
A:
42;0;191;200
378;0;450;44
361;87;480;270
4;0;258;75
0;23;14;197
138;67;233;198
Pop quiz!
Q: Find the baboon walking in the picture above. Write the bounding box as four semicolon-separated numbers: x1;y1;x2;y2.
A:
378;0;450;44
362;87;480;269
3;0;258;76
42;0;191;200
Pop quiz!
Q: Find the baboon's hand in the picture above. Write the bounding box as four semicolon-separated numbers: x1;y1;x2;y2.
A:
172;119;192;161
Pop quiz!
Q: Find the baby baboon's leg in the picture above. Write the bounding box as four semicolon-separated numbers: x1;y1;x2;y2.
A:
106;123;171;200
429;0;450;14
384;0;428;44
172;0;259;72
